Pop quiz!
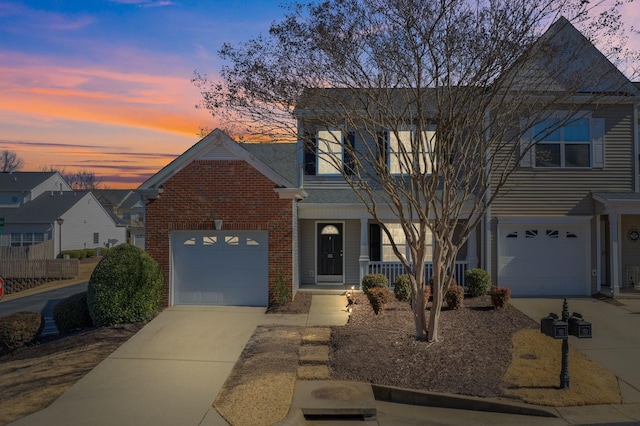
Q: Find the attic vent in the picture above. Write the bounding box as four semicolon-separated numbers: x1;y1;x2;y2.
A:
200;145;237;160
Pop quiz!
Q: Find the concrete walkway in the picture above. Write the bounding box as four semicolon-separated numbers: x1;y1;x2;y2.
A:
10;297;350;426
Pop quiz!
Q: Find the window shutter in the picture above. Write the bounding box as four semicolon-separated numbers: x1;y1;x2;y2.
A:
376;131;389;168
520;123;534;168
303;134;317;175
591;118;605;168
344;132;356;175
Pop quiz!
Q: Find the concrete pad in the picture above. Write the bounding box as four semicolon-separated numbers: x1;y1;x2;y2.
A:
291;380;376;420
299;345;329;364
306;295;349;327
375;401;568;426
298;365;331;380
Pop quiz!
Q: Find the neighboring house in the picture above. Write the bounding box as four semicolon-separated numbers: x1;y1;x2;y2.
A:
0;172;126;258
140;19;639;308
92;189;146;248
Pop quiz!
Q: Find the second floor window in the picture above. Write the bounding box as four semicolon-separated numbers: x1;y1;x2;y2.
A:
521;115;604;169
386;128;435;175
305;130;356;176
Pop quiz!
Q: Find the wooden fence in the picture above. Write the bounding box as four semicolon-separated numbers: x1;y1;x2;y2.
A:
0;240;54;260
0;258;79;279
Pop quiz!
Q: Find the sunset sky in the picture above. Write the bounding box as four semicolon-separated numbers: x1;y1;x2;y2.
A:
1;1;639;189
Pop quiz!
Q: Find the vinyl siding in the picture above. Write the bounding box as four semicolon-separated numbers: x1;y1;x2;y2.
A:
491;105;635;216
62;194;126;251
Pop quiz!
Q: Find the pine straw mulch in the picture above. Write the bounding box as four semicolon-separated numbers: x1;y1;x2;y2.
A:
330;293;538;398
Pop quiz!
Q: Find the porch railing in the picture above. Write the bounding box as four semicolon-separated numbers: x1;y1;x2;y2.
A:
368;261;469;287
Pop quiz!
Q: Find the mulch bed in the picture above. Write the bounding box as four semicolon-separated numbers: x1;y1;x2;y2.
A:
329;293;537;398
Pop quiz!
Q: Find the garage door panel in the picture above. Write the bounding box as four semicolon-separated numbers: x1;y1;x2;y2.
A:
171;230;269;306
498;223;589;297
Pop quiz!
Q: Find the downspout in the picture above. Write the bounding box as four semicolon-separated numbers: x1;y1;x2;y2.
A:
483;110;492;278
634;104;639;193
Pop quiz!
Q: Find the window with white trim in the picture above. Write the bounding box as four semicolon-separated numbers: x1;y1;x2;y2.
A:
380;223;433;262
317;129;344;175
521;115;604;169
387;128;434;175
11;232;47;247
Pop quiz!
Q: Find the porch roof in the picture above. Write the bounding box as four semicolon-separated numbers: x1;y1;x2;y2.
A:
592;192;640;214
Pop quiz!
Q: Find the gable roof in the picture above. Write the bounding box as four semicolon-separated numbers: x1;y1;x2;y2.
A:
0;172;60;192
0;191;118;225
505;17;639;96
139;129;304;199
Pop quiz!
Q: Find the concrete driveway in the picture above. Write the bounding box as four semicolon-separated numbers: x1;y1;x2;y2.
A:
11;306;311;426
511;297;640;404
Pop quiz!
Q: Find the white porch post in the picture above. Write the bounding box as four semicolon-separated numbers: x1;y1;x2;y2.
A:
610;212;620;297
466;227;479;269
358;216;370;289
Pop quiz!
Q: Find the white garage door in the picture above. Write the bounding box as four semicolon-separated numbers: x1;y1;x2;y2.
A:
498;222;589;296
171;230;268;306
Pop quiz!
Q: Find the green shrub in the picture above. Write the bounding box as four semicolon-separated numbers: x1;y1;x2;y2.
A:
83;248;97;258
444;285;465;309
53;292;93;334
272;265;291;306
0;311;44;354
60;249;83;259
393;274;412;302
491;286;511;310
466;268;491;297
366;287;392;314
87;244;163;326
362;274;389;294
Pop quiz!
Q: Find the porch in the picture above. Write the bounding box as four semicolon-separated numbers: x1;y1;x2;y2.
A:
298;260;469;292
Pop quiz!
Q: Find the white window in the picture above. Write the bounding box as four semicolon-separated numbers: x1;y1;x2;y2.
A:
521;115;604;169
93;233;99;244
382;223;433;262
317;129;344;175
388;128;434;175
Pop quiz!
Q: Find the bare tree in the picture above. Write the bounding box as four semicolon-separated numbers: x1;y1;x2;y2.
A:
64;170;103;190
194;0;638;342
0;150;24;173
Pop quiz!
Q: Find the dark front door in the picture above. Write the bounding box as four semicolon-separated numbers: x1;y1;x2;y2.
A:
318;223;343;279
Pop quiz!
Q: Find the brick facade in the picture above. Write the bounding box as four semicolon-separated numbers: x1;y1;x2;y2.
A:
145;160;293;307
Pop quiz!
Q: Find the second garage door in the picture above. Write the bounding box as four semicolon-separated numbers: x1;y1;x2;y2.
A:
171;230;268;306
497;221;590;296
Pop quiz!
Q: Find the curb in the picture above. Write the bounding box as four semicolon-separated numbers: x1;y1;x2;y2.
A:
371;384;560;418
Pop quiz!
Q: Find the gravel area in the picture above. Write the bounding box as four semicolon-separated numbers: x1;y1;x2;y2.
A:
329;293;537;398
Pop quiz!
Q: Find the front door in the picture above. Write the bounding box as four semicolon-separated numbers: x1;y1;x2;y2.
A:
317;223;343;283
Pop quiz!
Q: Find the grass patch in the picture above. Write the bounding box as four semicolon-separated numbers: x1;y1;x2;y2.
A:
502;329;620;406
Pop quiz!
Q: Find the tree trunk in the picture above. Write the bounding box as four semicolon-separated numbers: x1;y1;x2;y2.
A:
411;265;428;340
412;285;428;339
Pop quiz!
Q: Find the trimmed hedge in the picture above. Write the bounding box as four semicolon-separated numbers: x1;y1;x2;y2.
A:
87;244;163;327
0;311;44;354
366;287;392;314
53;291;93;334
393;274;412;302
444;285;465;309
466;268;491;297
362;274;389;294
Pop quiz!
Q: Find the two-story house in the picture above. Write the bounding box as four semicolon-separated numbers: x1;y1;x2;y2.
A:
141;18;639;307
0;172;127;259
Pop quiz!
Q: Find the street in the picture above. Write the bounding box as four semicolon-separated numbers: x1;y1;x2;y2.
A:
0;283;88;335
